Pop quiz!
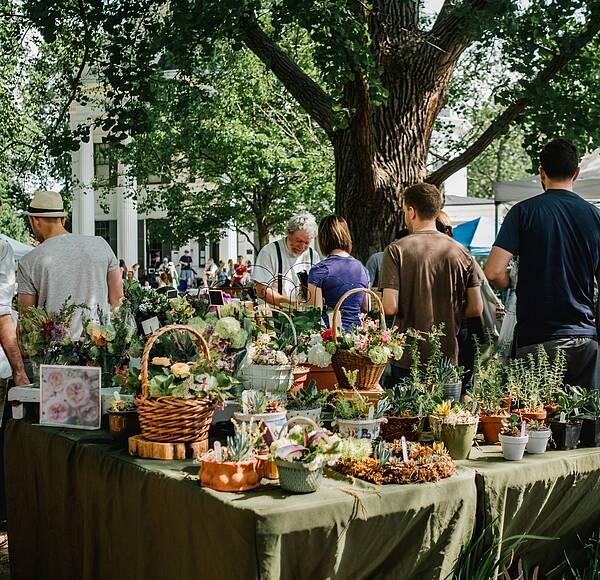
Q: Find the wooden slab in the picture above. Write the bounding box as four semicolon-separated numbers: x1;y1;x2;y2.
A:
128;435;208;460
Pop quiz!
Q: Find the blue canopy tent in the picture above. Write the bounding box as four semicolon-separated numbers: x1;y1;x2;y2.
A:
453;217;496;256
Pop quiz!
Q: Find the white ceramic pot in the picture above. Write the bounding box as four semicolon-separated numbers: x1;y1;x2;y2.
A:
233;411;288;435
499;433;529;461
333;417;387;440
526;429;551;454
240;364;294;394
286;407;321;424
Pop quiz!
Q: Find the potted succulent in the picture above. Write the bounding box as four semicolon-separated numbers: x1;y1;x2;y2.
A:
286;380;329;423
506;355;546;421
199;421;264;492
435;358;465;402
499;414;528;460
107;396;139;442
333;390;390;439
550;387;583;450
525;420;552;454
270;417;343;493
469;346;508;444
381;381;426;442
430;401;479;460
234;389;287;434
578;387;600;447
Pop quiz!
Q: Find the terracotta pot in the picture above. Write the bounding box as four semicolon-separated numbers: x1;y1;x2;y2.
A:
108;411;140;442
305;365;338;391
480;414;506;444
381;415;424;442
501;397;512;413
288;366;310;396
544;402;560;417
199;458;263;492
256;454;278;480
518;409;547;422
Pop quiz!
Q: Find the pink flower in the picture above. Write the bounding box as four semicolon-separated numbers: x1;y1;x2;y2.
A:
45;397;70;423
381;330;391;343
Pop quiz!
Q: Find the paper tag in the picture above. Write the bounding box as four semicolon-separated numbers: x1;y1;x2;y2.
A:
242;391;249;415
401;436;408;463
113;391;121;401
521;421;526;437
368;405;374;420
574;408;579;416
213;441;222;462
560;411;566;423
141;317;160;336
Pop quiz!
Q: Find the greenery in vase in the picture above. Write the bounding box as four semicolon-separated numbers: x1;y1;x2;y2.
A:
108;398;136;413
469;339;507;416
506;355;544;412
535;345;567;405
555;386;584;423
239;389;286;414
287;381;329;411
383;381;430;418
526;420;550;432
431;400;478;426
500;414;523;437
221;421;264;462
576;387;600;421
334;391;390;420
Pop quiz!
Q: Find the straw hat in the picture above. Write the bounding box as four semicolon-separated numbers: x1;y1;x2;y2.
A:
26;190;67;218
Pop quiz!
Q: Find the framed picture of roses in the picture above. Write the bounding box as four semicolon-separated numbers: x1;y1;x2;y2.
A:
40;365;102;429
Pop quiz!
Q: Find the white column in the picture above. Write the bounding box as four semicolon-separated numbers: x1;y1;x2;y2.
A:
75;125;95;236
225;226;237;261
117;169;139;268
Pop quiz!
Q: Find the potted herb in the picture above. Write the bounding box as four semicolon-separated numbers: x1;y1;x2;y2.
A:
506;355;546;421
286;380;329;423
200;421;264;492
578;387;600;447
536;345;567;415
270;418;342;493
430;401;479;460
550;387;583;450
525;420;551;454
381;381;426;442
499;414;528;460
469;345;508;444
234;389;287;434
333;392;390;440
107;396;139;442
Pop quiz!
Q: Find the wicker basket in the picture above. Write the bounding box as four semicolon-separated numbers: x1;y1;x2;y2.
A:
331;288;387;389
135;324;214;443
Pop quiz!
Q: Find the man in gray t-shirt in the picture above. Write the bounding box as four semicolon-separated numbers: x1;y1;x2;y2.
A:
17;191;123;337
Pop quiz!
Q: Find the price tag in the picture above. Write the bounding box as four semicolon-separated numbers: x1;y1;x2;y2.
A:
141;317;160;336
401;436;408;463
213;441;222;462
560;412;566;423
113;391;121;401
367;405;374;420
242;391;249;415
521;421;526;437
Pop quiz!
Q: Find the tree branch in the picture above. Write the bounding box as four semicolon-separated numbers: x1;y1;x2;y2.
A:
427;20;600;186
430;0;489;52
240;18;335;139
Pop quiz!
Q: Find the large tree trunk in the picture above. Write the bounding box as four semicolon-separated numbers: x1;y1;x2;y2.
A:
255;213;271;250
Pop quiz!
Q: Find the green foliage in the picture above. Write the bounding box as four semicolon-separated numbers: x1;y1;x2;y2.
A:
286;380;328;411
500;413;522;437
470;339;506;415
334;392;390;420
555;385;585;423
224;421;263;462
0;205;30;243
383;382;429;418
563;530;600;579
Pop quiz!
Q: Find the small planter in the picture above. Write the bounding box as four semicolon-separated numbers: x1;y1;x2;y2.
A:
499;433;529;460
199;458;262;492
256;454;278;480
550;420;583;450
526;429;551;454
289;366;310;396
381;415;424;442
240;363;294;394
501;397;512;413
480;414;506;444
518;409;547;422
286;407;321;424
233;410;287;435
443;382;462;403
580;419;600;447
305;365;338;391
276;459;323;493
334;416;387;439
107;411;140;442
433;420;478;460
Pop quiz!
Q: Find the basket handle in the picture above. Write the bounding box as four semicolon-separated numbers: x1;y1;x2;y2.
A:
139;324;211;401
278;416;318;439
331;288;386;344
257;306;298;346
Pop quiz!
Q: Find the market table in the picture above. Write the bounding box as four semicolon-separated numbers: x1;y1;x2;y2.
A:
458;444;600;574
5;420;477;580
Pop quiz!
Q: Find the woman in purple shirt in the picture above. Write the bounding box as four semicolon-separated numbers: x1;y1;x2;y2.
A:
307;215;370;329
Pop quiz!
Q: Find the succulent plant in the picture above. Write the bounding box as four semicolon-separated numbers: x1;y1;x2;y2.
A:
373;440;391;467
240;390;286;414
526;420;549;432
286;380;329;411
435;357;464;385
223;421;263;462
500;414;522;437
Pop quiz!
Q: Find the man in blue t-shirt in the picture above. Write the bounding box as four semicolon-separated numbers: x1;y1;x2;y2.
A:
485;138;600;389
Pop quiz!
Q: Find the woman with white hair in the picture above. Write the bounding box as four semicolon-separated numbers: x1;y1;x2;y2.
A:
252;211;320;307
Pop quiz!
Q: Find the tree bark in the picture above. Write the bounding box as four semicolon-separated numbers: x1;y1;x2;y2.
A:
255;214;271;250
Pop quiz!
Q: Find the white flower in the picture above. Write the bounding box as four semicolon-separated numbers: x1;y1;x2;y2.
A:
257;333;272;345
307;344;332;368
275;351;289;365
295;352;308;364
308;333;324;347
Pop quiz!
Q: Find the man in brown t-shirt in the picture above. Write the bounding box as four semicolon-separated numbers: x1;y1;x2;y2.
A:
381;183;483;386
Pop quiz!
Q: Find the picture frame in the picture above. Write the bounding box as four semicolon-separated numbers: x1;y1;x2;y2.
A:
39;365;101;430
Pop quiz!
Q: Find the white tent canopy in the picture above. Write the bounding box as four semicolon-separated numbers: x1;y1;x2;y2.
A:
493;149;600;204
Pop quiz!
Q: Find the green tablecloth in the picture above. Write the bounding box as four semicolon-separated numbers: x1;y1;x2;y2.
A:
5;421;476;580
458;445;600;573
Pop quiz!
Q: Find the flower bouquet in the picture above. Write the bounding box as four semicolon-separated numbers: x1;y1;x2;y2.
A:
135;324;236;444
330;289;405;390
